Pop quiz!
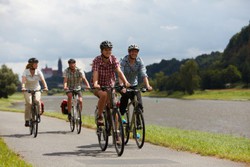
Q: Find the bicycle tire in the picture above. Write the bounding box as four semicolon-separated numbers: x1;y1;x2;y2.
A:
70;106;75;132
76;103;82;134
97;109;109;151
29;119;33;135
133;109;145;149
124;109;130;145
33;104;39;138
112;109;124;156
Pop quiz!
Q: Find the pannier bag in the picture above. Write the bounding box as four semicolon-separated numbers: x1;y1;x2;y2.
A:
41;101;44;115
61;99;68;114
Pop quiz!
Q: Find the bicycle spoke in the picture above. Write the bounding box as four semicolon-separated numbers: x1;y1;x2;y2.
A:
134;111;145;149
76;104;82;134
97;111;108;151
112;109;124;156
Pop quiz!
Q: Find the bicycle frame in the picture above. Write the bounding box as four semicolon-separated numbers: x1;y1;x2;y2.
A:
94;86;125;156
26;89;42;138
67;88;82;134
124;87;146;148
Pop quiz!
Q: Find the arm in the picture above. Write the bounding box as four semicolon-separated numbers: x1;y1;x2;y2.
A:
21;76;26;91
41;78;48;91
92;71;100;88
82;76;90;89
143;77;152;91
39;70;48;90
116;66;130;87
63;77;68;90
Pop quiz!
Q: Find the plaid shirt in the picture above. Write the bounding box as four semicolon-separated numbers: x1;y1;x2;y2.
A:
63;67;84;89
92;55;119;87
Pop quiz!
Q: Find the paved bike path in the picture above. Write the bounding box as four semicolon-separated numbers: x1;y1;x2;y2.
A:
0;111;245;167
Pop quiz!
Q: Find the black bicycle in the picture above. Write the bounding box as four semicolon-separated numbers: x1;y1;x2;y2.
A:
26;89;43;138
94;86;125;156
123;87;147;148
67;88;82;134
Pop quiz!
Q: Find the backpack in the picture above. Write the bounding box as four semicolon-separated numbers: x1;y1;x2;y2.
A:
60;99;68;114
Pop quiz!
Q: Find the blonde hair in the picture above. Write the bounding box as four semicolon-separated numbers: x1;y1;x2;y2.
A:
26;63;33;69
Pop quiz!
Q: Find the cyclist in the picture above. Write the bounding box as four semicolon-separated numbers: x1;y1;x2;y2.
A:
92;40;130;125
63;58;91;121
119;44;153;123
21;58;48;127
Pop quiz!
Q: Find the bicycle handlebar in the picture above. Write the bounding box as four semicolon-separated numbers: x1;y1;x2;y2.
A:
24;89;44;93
65;88;82;93
91;85;123;91
126;87;148;93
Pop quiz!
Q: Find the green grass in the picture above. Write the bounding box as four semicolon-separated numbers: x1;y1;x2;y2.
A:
0;138;32;167
146;125;250;163
183;89;250;100
0;92;250;164
145;89;250;101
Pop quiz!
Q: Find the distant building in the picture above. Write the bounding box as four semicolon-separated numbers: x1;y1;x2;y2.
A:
42;65;53;78
41;58;63;79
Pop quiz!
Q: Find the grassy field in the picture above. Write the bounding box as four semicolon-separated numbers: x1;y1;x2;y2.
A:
0;91;250;165
144;89;250;101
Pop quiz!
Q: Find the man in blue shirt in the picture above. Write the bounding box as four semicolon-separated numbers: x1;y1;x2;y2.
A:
119;44;153;120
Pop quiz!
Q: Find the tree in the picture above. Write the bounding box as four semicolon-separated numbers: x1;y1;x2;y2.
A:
150;71;168;91
180;60;201;94
221;65;241;84
0;65;20;98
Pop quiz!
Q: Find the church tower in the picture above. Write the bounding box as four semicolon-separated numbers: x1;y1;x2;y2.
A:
58;58;63;76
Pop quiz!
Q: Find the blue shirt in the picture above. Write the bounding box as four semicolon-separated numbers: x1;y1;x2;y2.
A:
120;55;148;86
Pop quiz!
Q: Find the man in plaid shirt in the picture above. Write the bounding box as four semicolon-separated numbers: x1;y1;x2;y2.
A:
63;59;90;120
92;41;130;125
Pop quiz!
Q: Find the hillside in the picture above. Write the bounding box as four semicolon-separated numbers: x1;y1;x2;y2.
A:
146;23;250;84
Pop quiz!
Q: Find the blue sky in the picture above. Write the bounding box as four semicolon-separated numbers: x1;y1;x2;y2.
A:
0;0;250;76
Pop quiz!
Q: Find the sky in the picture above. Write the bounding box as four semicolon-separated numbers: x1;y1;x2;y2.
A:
0;0;250;77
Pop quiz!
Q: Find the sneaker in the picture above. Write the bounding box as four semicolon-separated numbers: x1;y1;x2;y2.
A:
97;116;104;126
25;121;30;127
136;133;140;139
116;136;121;145
68;113;71;121
121;115;127;124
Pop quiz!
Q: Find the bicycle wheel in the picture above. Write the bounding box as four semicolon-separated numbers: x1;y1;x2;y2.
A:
97;110;109;151
33;104;39;138
76;103;82;134
133;109;145;149
70;106;75;132
123;109;130;145
112;109;124;156
29;119;33;135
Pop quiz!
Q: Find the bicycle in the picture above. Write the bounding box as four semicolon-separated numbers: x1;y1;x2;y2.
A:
26;89;43;138
66;88;82;134
94;86;125;156
123;87;147;149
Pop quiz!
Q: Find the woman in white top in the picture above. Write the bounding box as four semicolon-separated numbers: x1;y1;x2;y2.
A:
21;58;48;127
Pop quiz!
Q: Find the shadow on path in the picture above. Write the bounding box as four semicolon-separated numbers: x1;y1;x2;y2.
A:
43;143;120;158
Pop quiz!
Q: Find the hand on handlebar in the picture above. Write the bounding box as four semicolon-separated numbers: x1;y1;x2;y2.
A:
146;85;153;91
93;84;101;89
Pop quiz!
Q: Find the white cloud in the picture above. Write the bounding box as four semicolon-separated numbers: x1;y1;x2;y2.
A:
160;25;179;30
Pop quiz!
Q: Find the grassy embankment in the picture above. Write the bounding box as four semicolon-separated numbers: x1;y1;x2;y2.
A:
143;89;250;101
0;90;249;165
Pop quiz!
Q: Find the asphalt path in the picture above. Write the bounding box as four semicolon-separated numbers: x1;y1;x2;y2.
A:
0;111;246;167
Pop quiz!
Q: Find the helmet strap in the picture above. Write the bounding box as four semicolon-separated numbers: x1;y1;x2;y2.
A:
101;54;110;60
